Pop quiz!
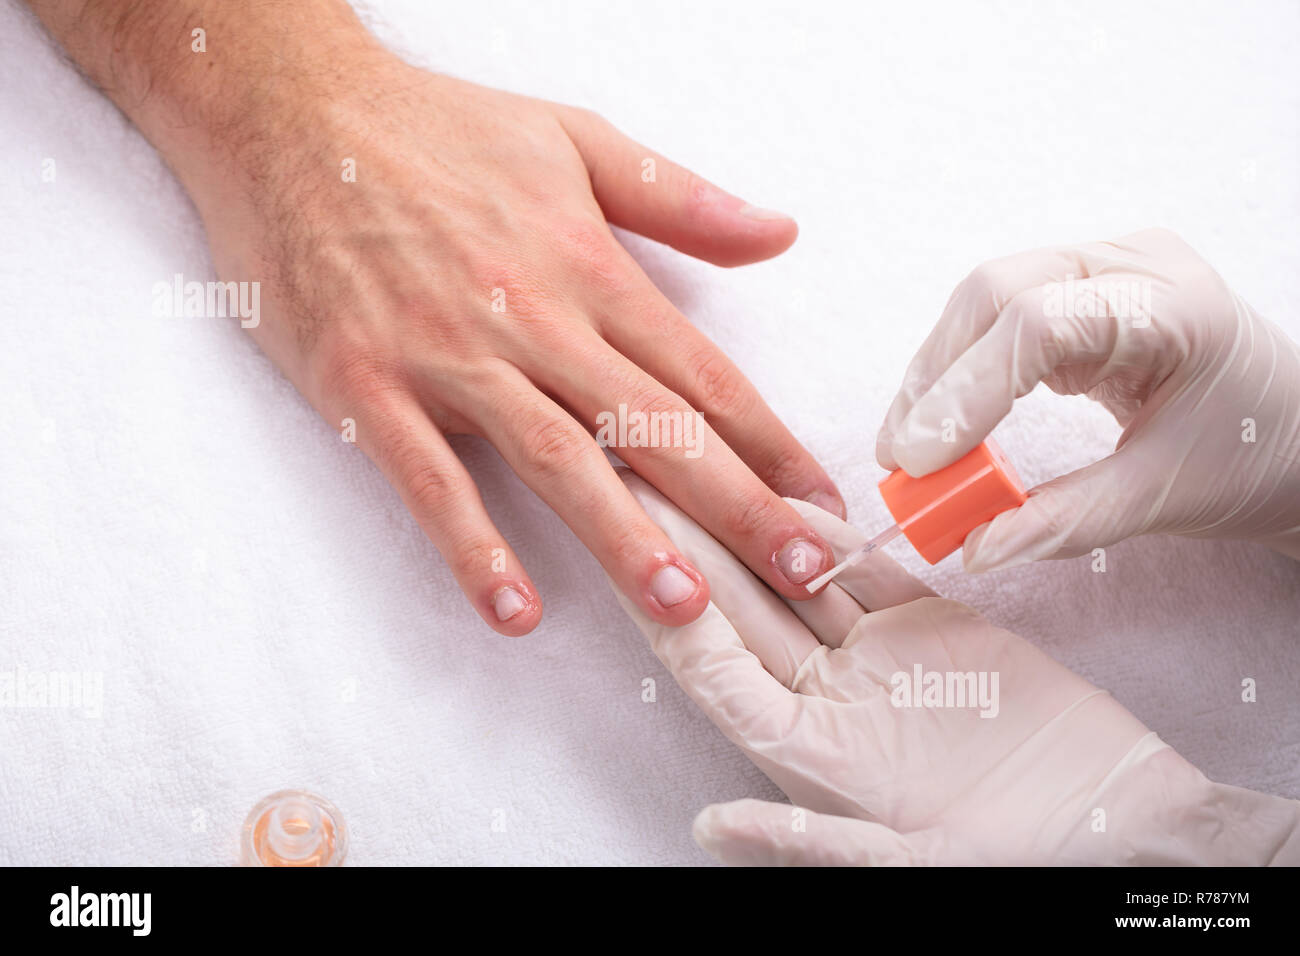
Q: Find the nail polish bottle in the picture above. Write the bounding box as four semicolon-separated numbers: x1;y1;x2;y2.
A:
806;439;1028;591
241;790;348;867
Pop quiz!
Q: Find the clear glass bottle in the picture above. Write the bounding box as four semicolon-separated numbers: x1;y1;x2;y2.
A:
241;790;348;867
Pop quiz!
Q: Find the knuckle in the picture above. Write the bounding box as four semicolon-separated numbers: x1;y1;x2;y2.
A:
523;416;591;479
447;537;499;582
605;522;651;567
400;458;466;523
688;346;753;421
962;261;1008;299
1008;285;1055;328
456;358;512;396
1007;290;1071;374
480;271;569;335
480;251;530;294
756;444;808;492
624;384;690;423
467;255;530;309
321;347;403;404
960;258;1023;312
556;218;623;283
718;491;782;542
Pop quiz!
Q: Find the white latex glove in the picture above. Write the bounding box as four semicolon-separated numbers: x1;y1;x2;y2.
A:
613;471;1300;865
876;228;1300;572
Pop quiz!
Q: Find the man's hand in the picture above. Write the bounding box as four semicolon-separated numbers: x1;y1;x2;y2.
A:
26;0;844;633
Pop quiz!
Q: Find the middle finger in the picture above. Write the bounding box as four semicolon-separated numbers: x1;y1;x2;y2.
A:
523;324;836;601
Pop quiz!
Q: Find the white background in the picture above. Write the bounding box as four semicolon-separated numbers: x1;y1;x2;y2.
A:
1;0;1297;865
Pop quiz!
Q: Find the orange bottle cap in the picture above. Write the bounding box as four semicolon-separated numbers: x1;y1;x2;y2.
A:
878;439;1027;565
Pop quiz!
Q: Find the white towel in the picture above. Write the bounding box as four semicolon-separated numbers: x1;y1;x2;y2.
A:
1;0;1296;865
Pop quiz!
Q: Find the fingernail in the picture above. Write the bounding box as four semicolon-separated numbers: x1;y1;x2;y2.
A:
776;537;827;585
804;490;846;520
738;203;793;222
650;564;697;608
492;586;527;621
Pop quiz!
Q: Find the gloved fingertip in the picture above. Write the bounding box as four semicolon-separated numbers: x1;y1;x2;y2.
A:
874;430;897;471
889;417;959;478
890;442;936;479
961;518;1042;573
691;801;792;866
690;804;729;859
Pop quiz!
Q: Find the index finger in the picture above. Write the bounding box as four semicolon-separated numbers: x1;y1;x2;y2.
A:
875;240;1128;471
618;469;821;686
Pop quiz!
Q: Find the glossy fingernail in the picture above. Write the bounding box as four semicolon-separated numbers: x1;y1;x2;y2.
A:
804;490;846;520
650;564;697;608
776;537;827;585
738;203;793;222
492;586;528;621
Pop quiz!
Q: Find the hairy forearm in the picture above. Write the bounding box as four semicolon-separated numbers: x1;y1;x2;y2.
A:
23;0;387;181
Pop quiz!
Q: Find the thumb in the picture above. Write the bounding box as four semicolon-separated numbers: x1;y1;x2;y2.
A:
692;799;934;866
554;105;798;267
963;452;1147;572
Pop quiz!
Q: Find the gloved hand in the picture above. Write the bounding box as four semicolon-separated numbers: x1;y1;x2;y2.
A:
613;471;1300;865
876;228;1300;572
